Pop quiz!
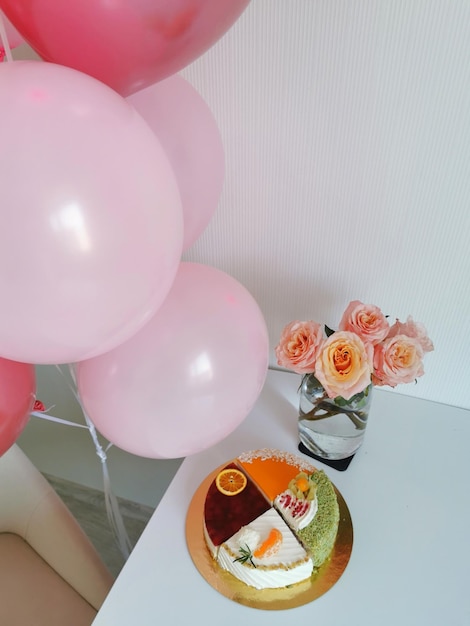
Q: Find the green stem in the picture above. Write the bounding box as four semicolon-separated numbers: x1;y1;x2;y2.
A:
300;402;368;431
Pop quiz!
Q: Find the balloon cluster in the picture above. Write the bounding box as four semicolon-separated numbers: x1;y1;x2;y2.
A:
0;1;269;459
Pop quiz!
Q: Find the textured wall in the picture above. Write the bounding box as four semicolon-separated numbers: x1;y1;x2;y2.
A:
181;0;470;409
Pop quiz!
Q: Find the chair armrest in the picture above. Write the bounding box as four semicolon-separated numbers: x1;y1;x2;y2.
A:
0;445;114;610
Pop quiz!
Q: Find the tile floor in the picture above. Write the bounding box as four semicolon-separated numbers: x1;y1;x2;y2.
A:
45;474;155;578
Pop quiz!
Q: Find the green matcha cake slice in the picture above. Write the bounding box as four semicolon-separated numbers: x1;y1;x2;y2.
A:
296;470;340;568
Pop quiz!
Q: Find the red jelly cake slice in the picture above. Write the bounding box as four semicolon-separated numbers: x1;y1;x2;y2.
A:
203;462;271;557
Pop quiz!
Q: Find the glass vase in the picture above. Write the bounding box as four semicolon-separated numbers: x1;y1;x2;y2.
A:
298;373;372;461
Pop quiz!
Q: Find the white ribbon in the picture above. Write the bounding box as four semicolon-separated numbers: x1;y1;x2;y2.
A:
31;410;89;429
0;11;14;62
32;365;133;561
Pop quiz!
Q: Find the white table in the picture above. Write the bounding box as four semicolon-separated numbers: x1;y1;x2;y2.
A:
92;369;470;626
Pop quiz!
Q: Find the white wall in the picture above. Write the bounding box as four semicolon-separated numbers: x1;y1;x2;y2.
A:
181;0;470;410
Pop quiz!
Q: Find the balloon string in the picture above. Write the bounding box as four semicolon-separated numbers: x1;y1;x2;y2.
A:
32;404;133;555
0;12;13;62
43;364;133;560
31;410;89;429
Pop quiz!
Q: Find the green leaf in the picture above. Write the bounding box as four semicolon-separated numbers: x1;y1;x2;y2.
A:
324;325;335;337
233;544;256;567
334;389;367;407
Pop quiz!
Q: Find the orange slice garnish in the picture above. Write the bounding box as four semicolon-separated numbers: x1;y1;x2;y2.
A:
215;468;247;496
253;527;283;559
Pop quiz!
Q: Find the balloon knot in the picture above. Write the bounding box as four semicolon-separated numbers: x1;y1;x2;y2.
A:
95;447;108;464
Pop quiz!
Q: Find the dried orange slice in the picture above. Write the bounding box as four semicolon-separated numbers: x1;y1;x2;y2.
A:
215;468;247;496
253;527;283;558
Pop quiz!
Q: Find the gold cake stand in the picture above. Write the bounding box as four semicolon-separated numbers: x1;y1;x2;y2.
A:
185;459;353;610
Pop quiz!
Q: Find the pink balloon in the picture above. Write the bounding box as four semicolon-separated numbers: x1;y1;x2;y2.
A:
76;263;269;459
0;9;24;58
0;0;250;96
0;358;36;456
128;74;225;251
0;61;183;365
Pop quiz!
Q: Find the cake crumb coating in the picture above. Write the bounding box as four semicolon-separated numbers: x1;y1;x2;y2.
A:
297;470;340;568
238;448;316;473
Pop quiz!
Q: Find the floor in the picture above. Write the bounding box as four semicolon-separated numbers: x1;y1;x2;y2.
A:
44;474;155;578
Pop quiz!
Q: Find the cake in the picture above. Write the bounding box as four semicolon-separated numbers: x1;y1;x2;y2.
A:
296;469;340;567
202;449;340;590
217;509;313;590
203;462;270;556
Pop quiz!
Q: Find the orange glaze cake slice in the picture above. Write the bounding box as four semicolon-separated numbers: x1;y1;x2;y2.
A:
237;449;317;501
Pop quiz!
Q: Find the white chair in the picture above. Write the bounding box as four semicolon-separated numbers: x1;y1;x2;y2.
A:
0;444;114;625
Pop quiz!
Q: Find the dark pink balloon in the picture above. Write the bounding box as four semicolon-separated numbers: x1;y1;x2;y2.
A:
0;0;250;96
0;358;36;456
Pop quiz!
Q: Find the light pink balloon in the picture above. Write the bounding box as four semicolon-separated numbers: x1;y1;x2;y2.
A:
0;61;183;365
127;74;225;252
0;0;250;96
76;263;269;459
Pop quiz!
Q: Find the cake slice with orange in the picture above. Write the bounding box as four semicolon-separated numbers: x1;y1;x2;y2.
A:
202;450;340;590
275;472;318;531
203;463;270;557
237;449;317;501
217;508;313;590
237;449;340;568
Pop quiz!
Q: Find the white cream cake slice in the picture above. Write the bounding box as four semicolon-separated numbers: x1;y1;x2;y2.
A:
217;508;313;590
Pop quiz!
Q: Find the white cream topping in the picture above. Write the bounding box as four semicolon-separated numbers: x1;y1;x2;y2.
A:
235;526;261;552
217;509;313;590
274;490;318;531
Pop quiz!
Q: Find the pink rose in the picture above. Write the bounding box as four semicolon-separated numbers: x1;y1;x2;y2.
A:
275;320;323;374
372;334;424;387
387;316;434;353
339;300;390;346
315;331;373;400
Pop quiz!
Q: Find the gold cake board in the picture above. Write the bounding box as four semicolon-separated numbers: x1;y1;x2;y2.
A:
185;459;353;610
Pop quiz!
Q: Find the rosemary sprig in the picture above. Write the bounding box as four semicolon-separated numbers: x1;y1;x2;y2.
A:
233;544;256;568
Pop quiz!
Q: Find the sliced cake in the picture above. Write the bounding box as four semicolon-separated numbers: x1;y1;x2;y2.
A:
202;450;341;590
237;449;340;568
217;508;313;590
238;449;315;501
295;469;340;567
274;471;318;532
203;462;270;557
